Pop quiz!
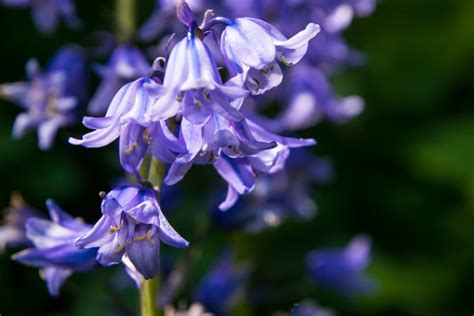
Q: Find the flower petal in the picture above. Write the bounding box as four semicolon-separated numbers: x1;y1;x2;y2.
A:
213;156;255;194
119;122;148;173
75;215;115;249
223;18;276;69
218;185;239;211
126;225;160;279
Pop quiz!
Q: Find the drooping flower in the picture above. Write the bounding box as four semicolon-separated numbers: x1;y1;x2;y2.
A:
88;45;150;115
306;235;376;295
12;199;97;296
290;300;334;316
0;45;88;150
162;114;316;210
0;193;44;251
69;72;164;174
220;17;320;94
144;31;247;124
195;251;248;315
75;185;189;279
1;0;81;34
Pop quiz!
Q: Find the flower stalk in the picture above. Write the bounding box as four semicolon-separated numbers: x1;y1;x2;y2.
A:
117;1;161;315
141;156;166;316
141;276;160;316
116;0;136;42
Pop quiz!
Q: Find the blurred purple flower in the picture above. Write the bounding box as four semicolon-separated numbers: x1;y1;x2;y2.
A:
307;235;376;295
279;65;364;130
0;194;44;251
12;199;97;296
0;45;88;150
75;185;189;279
195;251;248;315
1;0;81;34
213;150;331;232
88;45;150;115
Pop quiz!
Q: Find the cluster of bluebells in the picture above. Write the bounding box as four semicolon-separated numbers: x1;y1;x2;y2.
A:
0;0;378;313
70;1;320;212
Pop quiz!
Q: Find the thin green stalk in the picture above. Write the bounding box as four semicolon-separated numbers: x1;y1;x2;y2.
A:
140;276;160;316
138;155;165;316
116;0;136;43
116;2;163;315
148;156;166;192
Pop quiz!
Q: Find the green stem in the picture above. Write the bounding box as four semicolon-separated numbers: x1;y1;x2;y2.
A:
140;277;160;316
116;0;136;43
148;156;165;192
138;155;165;316
116;2;163;315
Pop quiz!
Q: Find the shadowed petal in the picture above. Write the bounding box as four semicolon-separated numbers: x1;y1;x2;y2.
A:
119;122;148;173
126;226;160;279
214;156;255;194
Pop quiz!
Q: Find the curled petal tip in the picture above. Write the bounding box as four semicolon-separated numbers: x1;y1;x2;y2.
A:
68;137;82;145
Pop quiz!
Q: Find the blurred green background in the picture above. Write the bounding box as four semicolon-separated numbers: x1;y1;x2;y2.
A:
0;0;472;315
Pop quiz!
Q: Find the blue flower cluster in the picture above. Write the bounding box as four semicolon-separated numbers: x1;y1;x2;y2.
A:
0;0;377;312
70;2;319;213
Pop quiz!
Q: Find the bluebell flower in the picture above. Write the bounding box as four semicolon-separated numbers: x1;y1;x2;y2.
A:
69;74;164;174
0;45;88;150
195;251;248;315
12;199;97;296
291;300;334;316
307;235;376;295
75;185;189;279
88;45;150;115
219;17;320;94
0;193;44;251
162;115;315;210
144;31;247;124
1;0;81;34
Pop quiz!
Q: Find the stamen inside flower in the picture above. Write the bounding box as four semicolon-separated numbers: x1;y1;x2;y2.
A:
123;142;138;154
202;88;211;101
113;242;126;253
276;52;292;66
143;128;152;144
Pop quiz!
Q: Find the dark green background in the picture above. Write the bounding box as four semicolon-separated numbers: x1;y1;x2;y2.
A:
0;0;472;315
